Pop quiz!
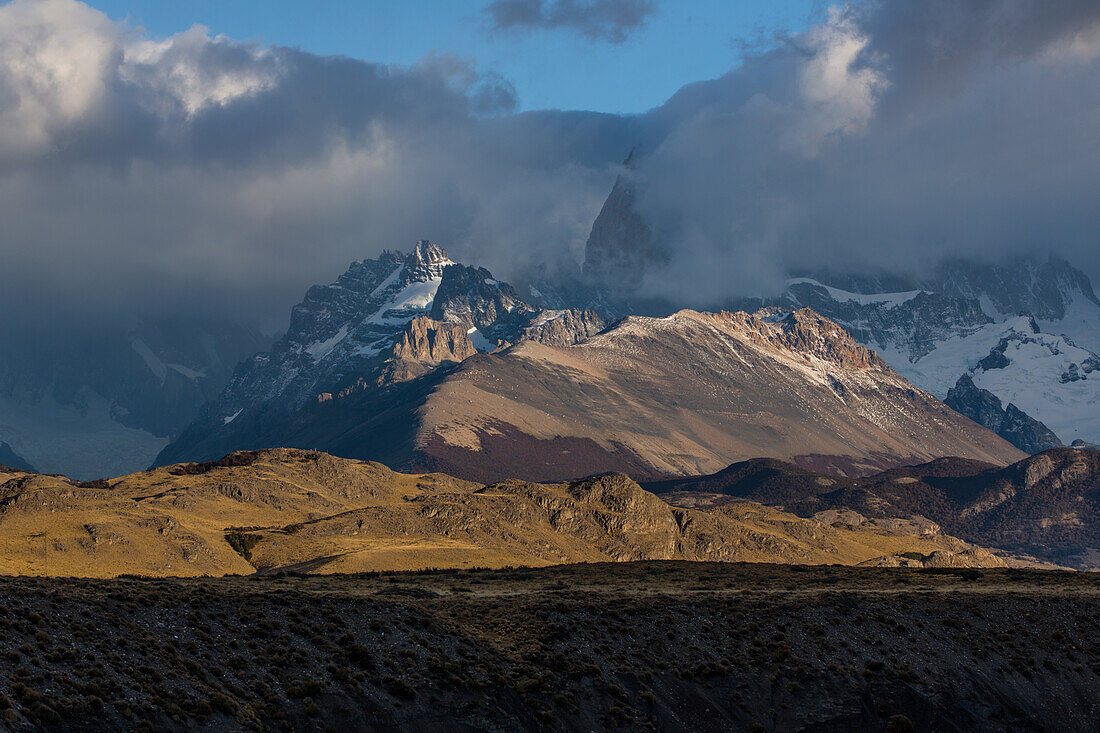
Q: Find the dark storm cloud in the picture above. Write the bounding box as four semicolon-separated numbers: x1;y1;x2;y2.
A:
0;0;631;326
482;0;657;44
0;0;1098;334
624;1;1100;302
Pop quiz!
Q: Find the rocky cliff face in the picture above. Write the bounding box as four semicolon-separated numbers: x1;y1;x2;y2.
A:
380;317;478;384
519;309;606;347
945;375;1063;454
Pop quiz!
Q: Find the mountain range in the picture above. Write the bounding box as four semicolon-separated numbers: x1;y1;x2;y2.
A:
154;241;1021;482
4;171;1097;486
0;448;1018;577
574;172;1100;454
646;446;1100;569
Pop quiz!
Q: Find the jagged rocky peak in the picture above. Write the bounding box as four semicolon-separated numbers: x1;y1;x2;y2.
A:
581;154;666;295
614;307;888;372
691;308;886;370
404;240;454;281
945;375;1062;454
768;308;888;369
430;263;537;343
930;255;1100;320
155;238;617;467
392;316;477;364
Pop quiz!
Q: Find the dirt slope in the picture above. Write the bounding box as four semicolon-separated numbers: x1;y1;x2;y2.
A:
411;309;1023;482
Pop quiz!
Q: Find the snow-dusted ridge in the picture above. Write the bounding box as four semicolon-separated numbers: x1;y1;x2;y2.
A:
783;258;1100;449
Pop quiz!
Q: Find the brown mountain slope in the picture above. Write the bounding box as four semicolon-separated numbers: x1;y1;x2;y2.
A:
646;447;1100;568
408;308;1022;482
0;449;1006;578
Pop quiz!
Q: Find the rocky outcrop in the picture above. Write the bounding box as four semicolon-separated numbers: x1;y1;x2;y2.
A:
760;308;887;369
650;446;1100;568
0;442;35;473
381;317;478;384
0;449;1009;577
429;263;538;343
946;375;1062;454
520;309;606;346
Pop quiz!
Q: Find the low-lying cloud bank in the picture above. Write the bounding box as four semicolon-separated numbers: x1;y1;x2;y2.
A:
1;0;1098;330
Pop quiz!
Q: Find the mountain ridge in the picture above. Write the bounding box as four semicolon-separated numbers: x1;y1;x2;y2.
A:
0;448;1017;577
645;446;1100;568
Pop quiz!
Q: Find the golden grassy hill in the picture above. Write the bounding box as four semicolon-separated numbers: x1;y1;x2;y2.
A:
0;448;1009;577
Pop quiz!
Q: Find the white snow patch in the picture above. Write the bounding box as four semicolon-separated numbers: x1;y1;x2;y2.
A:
353;342;387;358
467;327;494;353
366;278;442;325
130;338;167;382
528;309;565;328
873;314;1100;445
305;325;349;360
223;409;243;425
787;278;927;308
168;363;207;380
1038;295;1100;353
369;266;402;298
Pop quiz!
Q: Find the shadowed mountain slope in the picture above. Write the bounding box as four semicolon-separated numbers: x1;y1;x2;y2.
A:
646;447;1100;568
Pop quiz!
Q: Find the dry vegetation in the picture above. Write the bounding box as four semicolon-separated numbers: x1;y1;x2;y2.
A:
0;449;1010;578
0;562;1096;731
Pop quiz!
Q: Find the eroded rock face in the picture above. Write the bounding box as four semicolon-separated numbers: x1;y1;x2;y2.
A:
429;264;537;342
392;317;477;366
521;309;606;347
747;308;887;370
382;317;478;384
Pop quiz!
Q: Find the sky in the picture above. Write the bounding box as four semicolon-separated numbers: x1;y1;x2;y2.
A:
84;0;819;113
0;0;1099;333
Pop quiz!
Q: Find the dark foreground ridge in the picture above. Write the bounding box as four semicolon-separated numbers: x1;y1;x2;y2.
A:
0;562;1097;732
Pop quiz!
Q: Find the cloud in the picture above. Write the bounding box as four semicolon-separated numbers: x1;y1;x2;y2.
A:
620;0;1100;303
483;0;656;43
0;0;1099;342
0;0;630;329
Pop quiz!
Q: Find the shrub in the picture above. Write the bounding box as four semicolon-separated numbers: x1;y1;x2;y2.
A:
381;676;416;700
225;532;263;562
886;714;916;733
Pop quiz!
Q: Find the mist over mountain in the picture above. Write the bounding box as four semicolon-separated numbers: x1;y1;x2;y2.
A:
1;0;1099;340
